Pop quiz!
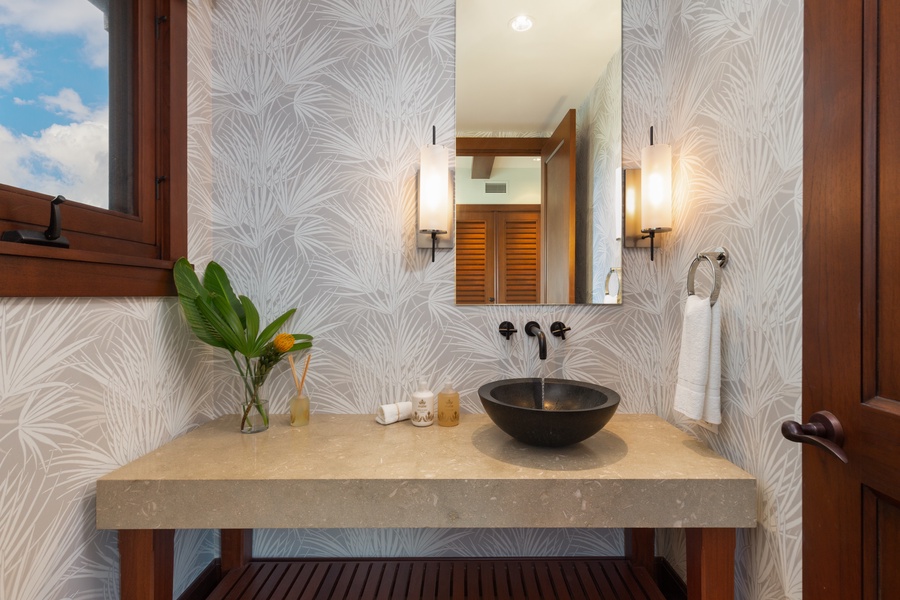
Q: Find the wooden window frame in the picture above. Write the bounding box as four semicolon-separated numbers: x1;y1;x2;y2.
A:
0;0;187;297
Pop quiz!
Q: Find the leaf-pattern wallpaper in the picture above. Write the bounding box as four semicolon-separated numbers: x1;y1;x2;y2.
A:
576;51;623;303
0;0;802;598
0;1;220;597
622;3;803;596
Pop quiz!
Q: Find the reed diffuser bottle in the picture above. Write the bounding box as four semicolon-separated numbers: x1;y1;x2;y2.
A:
289;354;311;427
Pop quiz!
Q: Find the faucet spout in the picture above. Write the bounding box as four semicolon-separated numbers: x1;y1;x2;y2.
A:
524;321;547;360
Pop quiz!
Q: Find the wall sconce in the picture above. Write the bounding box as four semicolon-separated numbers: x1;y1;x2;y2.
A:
622;168;646;247
639;126;672;261
418;126;451;262
623;168;659;251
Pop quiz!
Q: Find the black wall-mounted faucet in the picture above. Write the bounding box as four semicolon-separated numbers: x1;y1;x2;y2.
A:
550;321;571;340
524;321;547;360
498;321;518;340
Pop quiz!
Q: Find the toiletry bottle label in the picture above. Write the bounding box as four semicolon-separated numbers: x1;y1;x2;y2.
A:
438;393;459;426
412;397;434;426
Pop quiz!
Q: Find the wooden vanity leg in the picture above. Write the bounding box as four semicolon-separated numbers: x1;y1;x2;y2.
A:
624;528;656;578
686;528;735;599
118;529;174;600
221;529;253;572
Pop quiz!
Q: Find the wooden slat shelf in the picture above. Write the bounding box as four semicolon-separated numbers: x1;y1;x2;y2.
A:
205;558;666;600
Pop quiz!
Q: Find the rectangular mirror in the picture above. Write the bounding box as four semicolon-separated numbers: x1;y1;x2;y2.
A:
455;0;622;305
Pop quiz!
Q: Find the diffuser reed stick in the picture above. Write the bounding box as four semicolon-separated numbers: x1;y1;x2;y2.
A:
288;354;302;393
297;354;311;396
289;353;312;427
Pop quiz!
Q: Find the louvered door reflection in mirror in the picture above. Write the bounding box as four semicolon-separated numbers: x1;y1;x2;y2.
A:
456;204;540;304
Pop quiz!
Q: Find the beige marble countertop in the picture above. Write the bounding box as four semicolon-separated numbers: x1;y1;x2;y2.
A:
96;414;756;530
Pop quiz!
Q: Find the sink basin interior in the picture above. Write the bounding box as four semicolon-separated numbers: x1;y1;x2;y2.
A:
488;379;614;412
477;378;620;447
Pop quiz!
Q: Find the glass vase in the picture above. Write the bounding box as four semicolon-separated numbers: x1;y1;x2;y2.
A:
240;397;269;434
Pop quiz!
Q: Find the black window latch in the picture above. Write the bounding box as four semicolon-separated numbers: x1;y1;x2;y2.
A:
1;195;70;248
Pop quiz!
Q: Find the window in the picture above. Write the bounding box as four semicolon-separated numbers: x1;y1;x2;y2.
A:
0;0;187;297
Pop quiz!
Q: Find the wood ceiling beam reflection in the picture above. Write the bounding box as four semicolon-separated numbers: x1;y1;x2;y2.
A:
471;155;495;179
456;137;546;156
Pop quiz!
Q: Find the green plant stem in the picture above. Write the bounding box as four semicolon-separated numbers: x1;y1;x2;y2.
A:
244;355;269;428
231;352;258;430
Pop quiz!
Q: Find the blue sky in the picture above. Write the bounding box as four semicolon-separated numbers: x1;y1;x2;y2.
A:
1;32;107;135
0;0;110;208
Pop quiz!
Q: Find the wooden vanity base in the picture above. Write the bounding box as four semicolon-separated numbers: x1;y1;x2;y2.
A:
103;416;750;600
205;557;665;600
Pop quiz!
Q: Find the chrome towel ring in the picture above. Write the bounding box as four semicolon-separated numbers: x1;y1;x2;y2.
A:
604;267;622;303
687;248;729;306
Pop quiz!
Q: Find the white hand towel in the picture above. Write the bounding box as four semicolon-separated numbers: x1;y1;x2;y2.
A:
674;295;712;421
376;401;412;425
702;300;722;425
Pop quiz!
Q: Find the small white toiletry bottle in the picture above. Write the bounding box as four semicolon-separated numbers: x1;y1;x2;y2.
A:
411;378;434;427
437;381;460;427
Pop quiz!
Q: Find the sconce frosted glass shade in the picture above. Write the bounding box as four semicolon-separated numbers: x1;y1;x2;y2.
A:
640;143;672;231
419;144;450;232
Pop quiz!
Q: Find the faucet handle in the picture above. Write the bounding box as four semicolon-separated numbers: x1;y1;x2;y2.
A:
550;321;571;340
498;321;518;340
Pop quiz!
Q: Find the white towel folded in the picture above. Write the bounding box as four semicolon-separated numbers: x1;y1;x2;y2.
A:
703;300;722;425
376;401;412;425
674;295;722;427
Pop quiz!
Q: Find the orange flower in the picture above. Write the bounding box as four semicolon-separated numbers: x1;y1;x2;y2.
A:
273;333;295;353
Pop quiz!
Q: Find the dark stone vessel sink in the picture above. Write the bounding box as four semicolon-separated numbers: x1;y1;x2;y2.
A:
477;378;620;447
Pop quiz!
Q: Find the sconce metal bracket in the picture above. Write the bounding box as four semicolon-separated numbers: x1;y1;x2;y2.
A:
421;229;448;262
640;226;672;261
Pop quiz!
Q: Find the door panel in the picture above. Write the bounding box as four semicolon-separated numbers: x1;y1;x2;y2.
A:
542;109;576;304
455;208;494;304
878;0;900;399
498;211;540;304
803;0;900;597
863;489;900;600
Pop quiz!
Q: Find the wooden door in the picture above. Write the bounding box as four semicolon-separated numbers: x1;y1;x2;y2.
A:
497;210;541;304
455;207;495;304
456;205;540;304
802;0;900;597
542;109;576;304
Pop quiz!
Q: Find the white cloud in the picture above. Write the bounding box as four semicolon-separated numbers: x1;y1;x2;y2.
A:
0;0;102;34
0;0;108;67
0;102;109;209
40;88;92;121
12;97;34;105
0;42;32;88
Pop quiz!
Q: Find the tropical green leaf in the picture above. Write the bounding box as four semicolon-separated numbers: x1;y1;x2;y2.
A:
173;258;206;299
240;296;260;348
172;258;227;348
209;293;249;354
182;303;229;349
202;261;245;326
288;341;312;353
289;333;314;341
195;296;246;353
252;308;296;355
